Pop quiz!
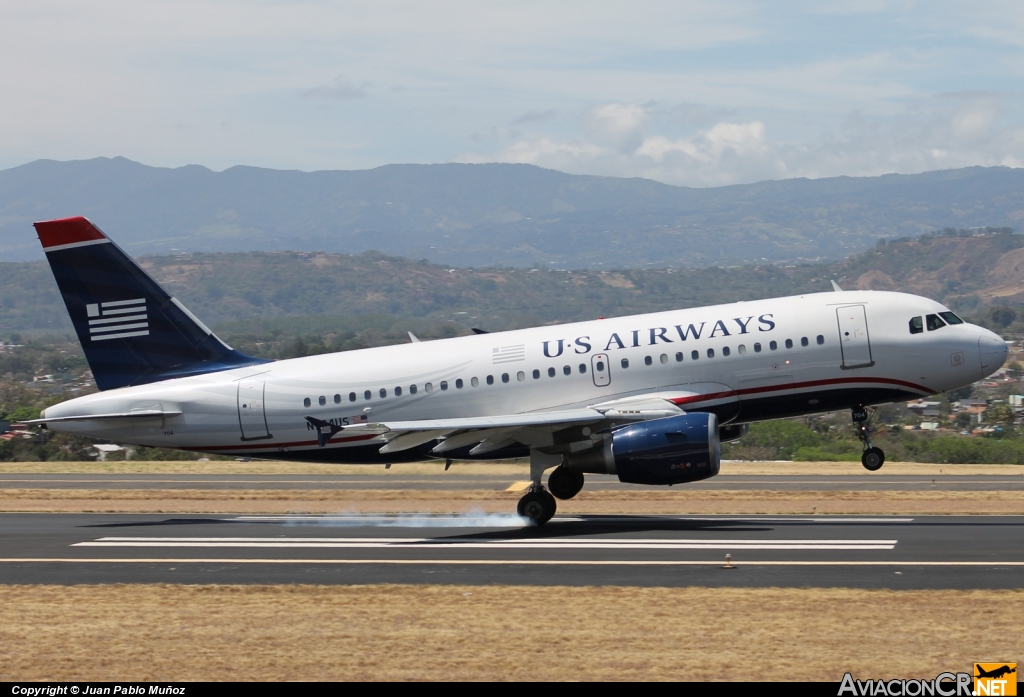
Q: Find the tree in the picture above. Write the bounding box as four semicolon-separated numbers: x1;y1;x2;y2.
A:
987;306;1017;329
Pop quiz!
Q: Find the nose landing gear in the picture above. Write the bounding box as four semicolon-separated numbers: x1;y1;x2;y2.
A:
852;405;885;471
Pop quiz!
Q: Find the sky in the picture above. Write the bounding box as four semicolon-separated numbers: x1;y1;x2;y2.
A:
1;0;1023;187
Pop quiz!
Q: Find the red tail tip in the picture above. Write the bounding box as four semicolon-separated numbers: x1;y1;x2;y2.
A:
34;216;107;249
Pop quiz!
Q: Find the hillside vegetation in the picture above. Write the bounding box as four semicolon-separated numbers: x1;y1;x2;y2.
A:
2;227;1022;338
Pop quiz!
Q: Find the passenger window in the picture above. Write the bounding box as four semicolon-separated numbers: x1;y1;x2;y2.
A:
501;373;509;383
319;396;326;406
707;348;715;358
471;377;479;387
926;314;946;331
517;371;526;381
456;379;464;389
660;354;668;364
816;335;824;345
425;383;433;393
738;345;746;355
621;358;629;368
533;369;540;379
563;365;571;376
644;356;652;366
596;360;605;371
675;352;683;362
909;316;923;334
388;388;395;397
754;342;762;353
333;394;341;404
364;390;372;400
801;337;808;347
548;367;556;377
410;384;418;394
303;397;311;408
486;375;494;385
939;311;964;325
440;381;448;391
691;350;699;360
349;392;356;402
722;346;730;357
770;341;778;351
785;339;793;349
579;363;587;373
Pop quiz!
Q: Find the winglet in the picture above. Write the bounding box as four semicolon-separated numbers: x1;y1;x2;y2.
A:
831;280;843;292
408;331;421;343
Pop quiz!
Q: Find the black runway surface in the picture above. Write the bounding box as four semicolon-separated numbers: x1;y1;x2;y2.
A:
1;512;1022;588
3;472;1023;491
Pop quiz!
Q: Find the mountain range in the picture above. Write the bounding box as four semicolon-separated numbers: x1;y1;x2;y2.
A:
2;157;1023;267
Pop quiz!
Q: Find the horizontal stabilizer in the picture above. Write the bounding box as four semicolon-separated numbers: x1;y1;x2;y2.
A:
26;410;183;424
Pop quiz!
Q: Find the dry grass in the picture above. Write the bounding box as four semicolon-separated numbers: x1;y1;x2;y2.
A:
1;460;1020;476
1;487;1022;515
0;584;1020;681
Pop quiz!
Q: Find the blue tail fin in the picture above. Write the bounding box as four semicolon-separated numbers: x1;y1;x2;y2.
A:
35;216;268;390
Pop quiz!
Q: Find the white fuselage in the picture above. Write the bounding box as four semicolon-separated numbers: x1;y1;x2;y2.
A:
41;290;1007;462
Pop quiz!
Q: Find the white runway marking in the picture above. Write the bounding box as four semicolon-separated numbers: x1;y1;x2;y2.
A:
74;536;898;550
230;514;912;524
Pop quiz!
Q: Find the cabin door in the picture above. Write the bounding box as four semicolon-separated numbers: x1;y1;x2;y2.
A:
836;305;874;369
237;379;271;440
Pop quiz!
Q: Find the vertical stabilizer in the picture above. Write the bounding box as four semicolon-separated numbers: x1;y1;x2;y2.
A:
35;216;268;390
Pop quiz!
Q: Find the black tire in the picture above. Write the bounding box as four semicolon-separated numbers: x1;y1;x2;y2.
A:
862;447;885;471
517;490;556;525
548;467;585;500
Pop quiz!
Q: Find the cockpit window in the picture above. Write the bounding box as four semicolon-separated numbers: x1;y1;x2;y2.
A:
939;311;964;325
909;316;923;334
926;313;947;331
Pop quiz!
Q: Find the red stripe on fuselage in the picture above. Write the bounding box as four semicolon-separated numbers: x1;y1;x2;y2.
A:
669;375;931;406
34;216;107;249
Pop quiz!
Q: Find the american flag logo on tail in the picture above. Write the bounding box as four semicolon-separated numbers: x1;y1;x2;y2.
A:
86;298;149;341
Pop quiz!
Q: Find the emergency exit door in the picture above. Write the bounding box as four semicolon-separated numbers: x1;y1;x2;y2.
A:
591;353;611;386
836;305;874;369
237;379;271;440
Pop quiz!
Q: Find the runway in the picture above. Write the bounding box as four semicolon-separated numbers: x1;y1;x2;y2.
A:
2;512;1022;588
3;472;1022;491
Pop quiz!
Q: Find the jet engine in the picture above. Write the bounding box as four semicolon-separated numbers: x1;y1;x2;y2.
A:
564;412;720;485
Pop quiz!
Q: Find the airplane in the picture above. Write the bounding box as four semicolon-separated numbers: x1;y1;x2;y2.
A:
27;216;1009;525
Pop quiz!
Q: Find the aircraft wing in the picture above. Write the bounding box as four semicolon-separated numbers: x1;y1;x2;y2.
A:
346;409;605;433
322;396;688;455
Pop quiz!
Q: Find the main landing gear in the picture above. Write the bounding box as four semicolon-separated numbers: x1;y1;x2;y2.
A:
517;486;557;526
852;405;885;471
547;467;585;500
517;451;570;526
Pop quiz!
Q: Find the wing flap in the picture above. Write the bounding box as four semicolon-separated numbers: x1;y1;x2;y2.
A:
345;408;605;434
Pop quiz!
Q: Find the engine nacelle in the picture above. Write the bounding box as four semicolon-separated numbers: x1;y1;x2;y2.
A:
565;412;720;485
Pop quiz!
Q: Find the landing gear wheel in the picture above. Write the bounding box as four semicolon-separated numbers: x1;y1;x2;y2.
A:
861;447;885;471
547;467;585;500
517;489;556;526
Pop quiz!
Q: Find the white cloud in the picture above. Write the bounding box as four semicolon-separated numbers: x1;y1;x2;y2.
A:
459;92;1024;187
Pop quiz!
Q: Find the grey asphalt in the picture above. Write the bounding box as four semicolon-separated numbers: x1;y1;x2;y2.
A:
3;472;1023;491
1;512;1022;588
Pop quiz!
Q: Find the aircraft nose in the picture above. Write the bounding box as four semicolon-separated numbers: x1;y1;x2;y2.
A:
979;330;1009;376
